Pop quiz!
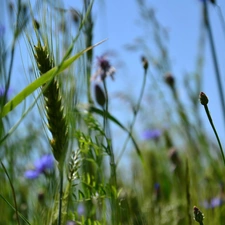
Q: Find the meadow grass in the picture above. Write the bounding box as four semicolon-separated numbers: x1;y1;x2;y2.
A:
1;0;225;225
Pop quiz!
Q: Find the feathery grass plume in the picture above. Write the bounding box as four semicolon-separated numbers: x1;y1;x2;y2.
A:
34;43;68;165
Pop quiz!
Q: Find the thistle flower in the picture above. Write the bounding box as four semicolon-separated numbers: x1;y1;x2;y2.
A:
91;55;116;81
24;154;54;179
193;206;204;224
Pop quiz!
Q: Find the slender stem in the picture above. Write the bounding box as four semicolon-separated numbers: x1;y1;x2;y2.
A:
102;80;118;224
1;161;20;225
204;1;225;129
57;169;64;225
117;68;147;164
84;0;94;104
204;104;225;166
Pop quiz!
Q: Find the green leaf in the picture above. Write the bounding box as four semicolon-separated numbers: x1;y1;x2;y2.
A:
1;40;105;118
89;106;143;161
78;190;85;200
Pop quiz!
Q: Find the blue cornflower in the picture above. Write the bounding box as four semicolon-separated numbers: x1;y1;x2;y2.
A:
24;154;54;179
203;197;224;209
142;129;162;140
77;203;85;215
0;87;13;97
66;221;76;225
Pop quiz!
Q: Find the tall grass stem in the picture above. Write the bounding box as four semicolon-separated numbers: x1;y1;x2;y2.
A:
117;66;147;164
204;1;225;129
203;104;225;166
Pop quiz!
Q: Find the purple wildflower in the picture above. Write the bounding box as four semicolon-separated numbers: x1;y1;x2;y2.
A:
203;197;224;209
24;154;54;179
142;129;162;140
66;221;76;225
91;55;116;82
77;203;85;215
0;87;13;98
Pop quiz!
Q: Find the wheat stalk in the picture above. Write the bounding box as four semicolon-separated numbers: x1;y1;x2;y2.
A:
34;43;68;164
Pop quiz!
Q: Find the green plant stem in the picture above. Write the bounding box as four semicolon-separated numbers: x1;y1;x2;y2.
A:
84;0;94;104
57;169;64;225
203;104;225;166
1;161;20;225
0;194;30;225
102;80;118;224
204;1;225;129
117;67;147;165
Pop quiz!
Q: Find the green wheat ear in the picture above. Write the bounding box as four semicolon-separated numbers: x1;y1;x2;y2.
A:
34;43;68;164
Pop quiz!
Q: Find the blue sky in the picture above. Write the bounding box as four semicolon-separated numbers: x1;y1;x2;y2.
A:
84;0;225;143
2;0;225;154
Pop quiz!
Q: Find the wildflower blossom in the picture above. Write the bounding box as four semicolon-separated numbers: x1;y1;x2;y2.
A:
91;55;116;82
203;197;224;209
77;203;85;215
66;221;76;225
0;87;13;97
142;129;162;140
24;154;54;179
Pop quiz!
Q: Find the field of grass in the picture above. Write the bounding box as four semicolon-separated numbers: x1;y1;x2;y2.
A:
0;0;225;225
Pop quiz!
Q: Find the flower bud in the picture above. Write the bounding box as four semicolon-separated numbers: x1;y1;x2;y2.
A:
95;84;105;106
141;56;148;71
199;92;209;105
193;206;204;223
164;73;175;89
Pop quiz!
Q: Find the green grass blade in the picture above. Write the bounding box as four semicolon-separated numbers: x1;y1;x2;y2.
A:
1;40;105;118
